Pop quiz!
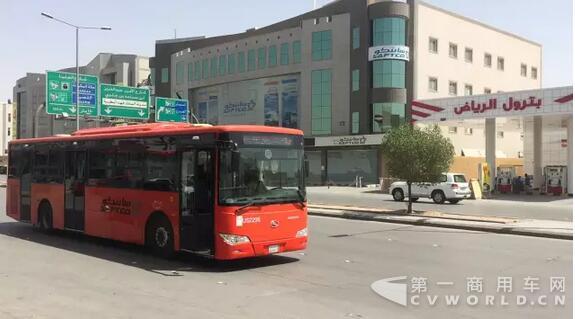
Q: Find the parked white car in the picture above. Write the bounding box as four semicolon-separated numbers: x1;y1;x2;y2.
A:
389;173;472;204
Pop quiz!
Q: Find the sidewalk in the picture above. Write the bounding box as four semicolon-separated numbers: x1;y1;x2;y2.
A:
307;186;573;222
308;204;573;240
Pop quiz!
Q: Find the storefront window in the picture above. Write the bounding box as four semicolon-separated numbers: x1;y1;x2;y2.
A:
305;151;323;186
372;103;405;133
327;150;378;185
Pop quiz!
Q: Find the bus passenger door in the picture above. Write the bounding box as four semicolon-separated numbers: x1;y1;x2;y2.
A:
64;151;87;231
180;149;215;253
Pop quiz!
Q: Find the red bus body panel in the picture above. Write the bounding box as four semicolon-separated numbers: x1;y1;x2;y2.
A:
6;178;20;220
214;203;308;260
7;124;308;260
30;183;65;228
84;187;180;249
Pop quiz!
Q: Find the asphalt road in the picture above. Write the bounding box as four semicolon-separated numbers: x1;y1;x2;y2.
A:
307;186;573;222
0;188;571;318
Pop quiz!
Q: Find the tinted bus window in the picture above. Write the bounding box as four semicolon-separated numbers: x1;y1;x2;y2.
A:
88;139;145;189
143;137;178;192
32;144;63;183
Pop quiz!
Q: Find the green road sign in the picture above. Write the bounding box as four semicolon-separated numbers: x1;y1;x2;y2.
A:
155;97;189;123
100;84;150;119
46;71;99;117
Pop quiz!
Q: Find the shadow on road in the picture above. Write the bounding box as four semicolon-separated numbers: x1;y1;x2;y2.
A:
0;222;298;275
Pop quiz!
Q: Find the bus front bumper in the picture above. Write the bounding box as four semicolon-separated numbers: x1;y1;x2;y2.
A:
215;236;308;260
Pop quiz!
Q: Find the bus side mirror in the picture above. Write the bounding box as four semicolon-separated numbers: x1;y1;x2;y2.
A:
304;160;310;178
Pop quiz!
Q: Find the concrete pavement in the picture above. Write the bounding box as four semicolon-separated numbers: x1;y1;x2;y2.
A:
0;214;571;318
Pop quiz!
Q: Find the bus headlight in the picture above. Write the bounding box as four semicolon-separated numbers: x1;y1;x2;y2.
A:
219;233;251;246
296;227;308;238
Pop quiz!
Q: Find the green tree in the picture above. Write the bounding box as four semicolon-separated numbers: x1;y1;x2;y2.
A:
382;124;455;214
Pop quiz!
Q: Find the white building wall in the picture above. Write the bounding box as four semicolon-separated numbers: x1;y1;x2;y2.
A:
414;2;542;99
438;124;523;159
414;2;542;159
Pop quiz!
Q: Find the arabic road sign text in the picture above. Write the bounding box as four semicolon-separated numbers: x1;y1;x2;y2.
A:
46;71;99;116
155;97;189;122
100;84;150;119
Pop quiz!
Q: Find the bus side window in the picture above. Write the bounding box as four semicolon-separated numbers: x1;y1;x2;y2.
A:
8;146;19;178
143;137;178;192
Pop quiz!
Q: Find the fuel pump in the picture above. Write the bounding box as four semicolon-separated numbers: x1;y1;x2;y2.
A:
496;165;515;193
544;166;568;195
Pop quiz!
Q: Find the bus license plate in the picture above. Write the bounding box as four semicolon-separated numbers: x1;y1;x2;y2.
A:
268;245;279;254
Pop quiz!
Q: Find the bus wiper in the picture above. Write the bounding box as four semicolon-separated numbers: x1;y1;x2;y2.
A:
235;198;263;215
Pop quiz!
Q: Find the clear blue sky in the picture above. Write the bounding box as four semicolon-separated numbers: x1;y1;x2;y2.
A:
0;0;572;102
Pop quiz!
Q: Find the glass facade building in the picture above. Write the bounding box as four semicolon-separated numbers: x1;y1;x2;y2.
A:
161;0;413;186
371;16;407;133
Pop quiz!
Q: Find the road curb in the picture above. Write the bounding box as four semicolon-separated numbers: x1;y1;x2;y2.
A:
308;204;516;224
308;208;573;241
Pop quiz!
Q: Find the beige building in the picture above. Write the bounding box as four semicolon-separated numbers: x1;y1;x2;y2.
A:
413;1;542;174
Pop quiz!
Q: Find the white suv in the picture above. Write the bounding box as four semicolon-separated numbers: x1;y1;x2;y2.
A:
389;173;472;204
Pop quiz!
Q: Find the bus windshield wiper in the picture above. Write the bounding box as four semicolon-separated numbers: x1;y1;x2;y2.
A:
235;198;263;215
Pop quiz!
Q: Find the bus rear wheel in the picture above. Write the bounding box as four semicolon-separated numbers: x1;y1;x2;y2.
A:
146;215;174;257
38;201;53;232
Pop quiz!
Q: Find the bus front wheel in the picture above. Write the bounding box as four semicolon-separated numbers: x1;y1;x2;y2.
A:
146;214;174;257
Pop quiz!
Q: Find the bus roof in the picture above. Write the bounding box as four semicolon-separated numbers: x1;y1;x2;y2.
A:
10;123;303;145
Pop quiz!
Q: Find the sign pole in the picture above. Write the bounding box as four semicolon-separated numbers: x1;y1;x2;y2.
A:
75;27;80;131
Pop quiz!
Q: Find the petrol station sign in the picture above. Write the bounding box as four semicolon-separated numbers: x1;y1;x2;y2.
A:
411;86;573;122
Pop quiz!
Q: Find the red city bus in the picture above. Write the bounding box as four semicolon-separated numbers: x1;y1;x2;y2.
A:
6;123;308;260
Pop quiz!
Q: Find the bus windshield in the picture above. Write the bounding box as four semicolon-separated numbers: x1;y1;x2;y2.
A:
219;146;305;205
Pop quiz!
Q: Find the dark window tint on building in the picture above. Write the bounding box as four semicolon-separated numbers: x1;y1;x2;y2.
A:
280;43;290;65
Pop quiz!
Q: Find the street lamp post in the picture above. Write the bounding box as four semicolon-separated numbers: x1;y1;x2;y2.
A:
41;12;111;131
